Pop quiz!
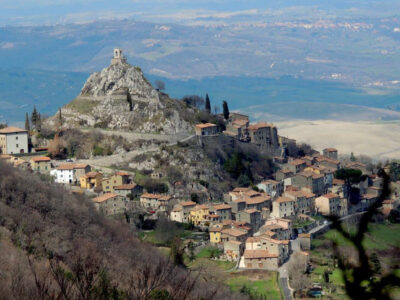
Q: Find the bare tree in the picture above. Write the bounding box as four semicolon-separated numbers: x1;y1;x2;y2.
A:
288;252;310;291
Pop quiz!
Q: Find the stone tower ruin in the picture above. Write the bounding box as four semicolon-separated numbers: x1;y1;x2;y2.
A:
111;48;127;64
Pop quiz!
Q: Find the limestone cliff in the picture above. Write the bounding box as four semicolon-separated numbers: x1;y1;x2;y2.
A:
47;53;195;134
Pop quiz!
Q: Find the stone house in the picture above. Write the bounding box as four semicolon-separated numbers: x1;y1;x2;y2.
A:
264;218;292;240
114;183;142;198
92;193;127;216
316;156;341;170
292;171;325;196
275;169;294;181
286;159;307;174
323;148;338;160
242;249;279;270
224;114;250;142
195;123;218;136
298;233;311;250
0;126;29;154
315;193;341;216
271;196;296;218
30;157;51;173
224;240;245;261
243;194;271;211
170;201;197;223
236;209;263;232
80;172;103;189
140;193;172;211
211;203;232;221
257;179;284;199
244;235;290;269
102;172;130;193
248;122;279;150
221;227;248;243
284;190;315;215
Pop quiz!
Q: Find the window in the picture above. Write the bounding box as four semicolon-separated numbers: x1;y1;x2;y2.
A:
16;144;19;147
16;136;18;140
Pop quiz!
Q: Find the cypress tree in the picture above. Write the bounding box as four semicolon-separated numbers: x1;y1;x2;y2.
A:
25;112;30;131
36;113;42;132
31;106;38;128
223;100;230;120
59;108;63;126
205;94;211;113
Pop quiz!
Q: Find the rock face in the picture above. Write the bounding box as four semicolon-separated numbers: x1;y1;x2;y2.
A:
47;55;195;134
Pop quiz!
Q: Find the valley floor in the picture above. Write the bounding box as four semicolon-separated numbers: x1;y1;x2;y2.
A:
277;120;400;160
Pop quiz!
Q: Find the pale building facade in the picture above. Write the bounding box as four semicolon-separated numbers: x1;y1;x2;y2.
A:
0;127;29;154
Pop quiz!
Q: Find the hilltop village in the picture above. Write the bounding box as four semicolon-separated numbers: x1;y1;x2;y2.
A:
1;49;399;298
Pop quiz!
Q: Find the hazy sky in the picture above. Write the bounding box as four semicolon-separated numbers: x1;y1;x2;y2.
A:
0;0;394;26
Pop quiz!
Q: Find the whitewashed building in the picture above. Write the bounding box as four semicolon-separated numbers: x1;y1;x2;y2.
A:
0;127;29;154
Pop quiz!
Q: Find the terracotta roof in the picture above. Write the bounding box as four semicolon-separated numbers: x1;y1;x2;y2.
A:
322;193;339;199
0;126;27;134
279;169;293;174
209;226;222;232
180;201;197;207
207;214;220;219
243;250;278;259
58;163;89;170
245;195;271;205
381;207;392;215
82;171;101;178
244;190;262;197
195;123;217;129
31;157;51;162
244;208;259;214
192;204;209;210
324;148;338;152
93;193;119;203
141;193;162;199
114;183;137;190
276;196;295;203
221;228;247;237
246;236;261;243
290;159;306;166
363;194;377;200
213;204;232;210
290;190;315;198
248;122;275;131
159;195;172;201
115;171;130;176
298;171;324;179
260;179;280;185
172;207;182;212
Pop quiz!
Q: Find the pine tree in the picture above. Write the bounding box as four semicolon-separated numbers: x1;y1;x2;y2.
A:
25;112;30;131
31;106;38;128
223;100;230;120
205;94;211;114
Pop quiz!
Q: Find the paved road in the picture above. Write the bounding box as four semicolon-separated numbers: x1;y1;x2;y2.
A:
280;278;293;300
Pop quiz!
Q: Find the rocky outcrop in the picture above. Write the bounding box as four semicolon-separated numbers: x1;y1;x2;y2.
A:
47;58;195;134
